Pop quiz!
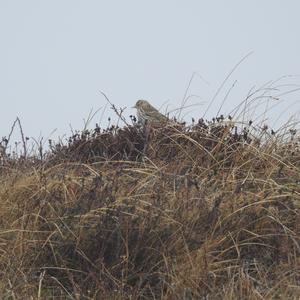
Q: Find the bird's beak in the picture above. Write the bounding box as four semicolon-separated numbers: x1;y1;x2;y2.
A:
132;105;136;109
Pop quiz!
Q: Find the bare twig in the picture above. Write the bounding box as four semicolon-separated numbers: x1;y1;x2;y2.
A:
100;91;130;126
16;117;27;158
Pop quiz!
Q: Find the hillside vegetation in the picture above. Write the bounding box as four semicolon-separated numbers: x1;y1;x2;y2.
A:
0;115;300;299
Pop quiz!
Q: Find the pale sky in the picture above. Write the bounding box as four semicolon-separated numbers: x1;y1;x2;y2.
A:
1;1;300;144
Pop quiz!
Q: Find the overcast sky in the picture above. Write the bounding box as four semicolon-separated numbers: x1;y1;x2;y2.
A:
1;1;300;143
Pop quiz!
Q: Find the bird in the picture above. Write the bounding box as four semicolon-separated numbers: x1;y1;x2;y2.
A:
133;100;169;125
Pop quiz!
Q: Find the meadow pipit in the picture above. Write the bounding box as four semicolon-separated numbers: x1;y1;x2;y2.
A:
133;100;169;125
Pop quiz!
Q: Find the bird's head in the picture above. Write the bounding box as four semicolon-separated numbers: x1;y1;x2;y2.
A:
133;99;150;109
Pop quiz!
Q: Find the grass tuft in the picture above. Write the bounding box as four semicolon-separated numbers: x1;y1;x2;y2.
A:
0;114;300;299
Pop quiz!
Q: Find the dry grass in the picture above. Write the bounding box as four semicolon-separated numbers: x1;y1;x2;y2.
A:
0;115;300;299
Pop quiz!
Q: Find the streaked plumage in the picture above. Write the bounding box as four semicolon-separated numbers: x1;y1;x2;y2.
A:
133;100;168;125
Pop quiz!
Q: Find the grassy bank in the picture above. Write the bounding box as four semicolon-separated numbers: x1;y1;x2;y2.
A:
0;116;299;299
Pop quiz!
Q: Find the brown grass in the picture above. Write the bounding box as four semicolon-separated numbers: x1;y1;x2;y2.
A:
0;117;300;299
